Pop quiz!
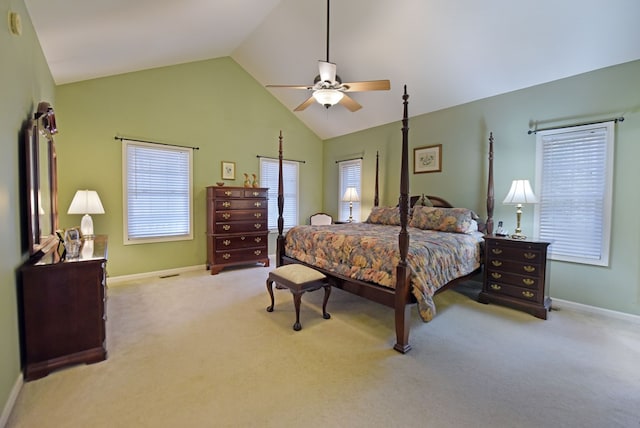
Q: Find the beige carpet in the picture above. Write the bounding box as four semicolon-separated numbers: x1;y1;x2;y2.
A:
6;261;640;427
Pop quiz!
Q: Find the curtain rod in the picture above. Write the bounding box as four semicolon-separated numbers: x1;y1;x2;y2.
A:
335;156;363;164
527;117;624;135
256;155;305;164
114;135;199;150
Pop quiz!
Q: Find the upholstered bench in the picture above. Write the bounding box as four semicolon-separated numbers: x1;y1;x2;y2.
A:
266;264;331;331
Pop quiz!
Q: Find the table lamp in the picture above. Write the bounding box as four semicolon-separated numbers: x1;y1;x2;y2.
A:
67;190;105;238
342;187;360;223
503;179;538;239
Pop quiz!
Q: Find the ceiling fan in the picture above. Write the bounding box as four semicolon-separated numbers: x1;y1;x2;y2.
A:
266;0;390;112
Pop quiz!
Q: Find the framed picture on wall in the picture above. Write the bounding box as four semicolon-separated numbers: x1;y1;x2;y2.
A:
414;144;442;173
221;161;236;180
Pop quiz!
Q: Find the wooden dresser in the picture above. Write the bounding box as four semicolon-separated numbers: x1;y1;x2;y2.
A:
479;236;551;319
19;236;108;381
206;186;269;274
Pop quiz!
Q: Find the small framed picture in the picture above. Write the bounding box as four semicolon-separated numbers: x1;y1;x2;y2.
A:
414;144;442;174
221;161;236;180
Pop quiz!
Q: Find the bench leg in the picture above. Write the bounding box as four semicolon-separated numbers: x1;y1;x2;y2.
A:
292;292;303;331
266;278;275;312
322;283;331;319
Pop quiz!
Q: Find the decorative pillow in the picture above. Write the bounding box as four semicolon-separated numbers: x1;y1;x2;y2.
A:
409;206;476;233
365;206;401;225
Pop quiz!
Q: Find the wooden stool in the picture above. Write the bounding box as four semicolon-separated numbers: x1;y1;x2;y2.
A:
266;264;331;331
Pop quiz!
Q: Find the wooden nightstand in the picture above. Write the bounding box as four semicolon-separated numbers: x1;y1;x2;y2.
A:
478;236;551;319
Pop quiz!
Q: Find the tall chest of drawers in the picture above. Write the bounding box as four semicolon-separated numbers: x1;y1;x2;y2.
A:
479;236;551;319
206;186;269;274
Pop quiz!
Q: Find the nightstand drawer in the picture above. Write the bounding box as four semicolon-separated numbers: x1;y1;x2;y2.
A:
486;282;540;302
486;270;541;289
486;259;543;276
486;245;543;263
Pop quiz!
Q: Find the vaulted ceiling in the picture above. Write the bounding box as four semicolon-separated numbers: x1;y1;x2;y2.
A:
25;0;640;140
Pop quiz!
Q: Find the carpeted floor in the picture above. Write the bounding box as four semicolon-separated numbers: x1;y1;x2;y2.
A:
6;261;640;427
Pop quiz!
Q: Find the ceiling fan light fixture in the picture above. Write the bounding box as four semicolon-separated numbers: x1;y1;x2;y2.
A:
313;89;343;108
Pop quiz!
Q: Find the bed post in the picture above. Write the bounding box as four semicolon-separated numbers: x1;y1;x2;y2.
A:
374;151;379;207
394;86;412;354
486;132;495;235
276;131;285;267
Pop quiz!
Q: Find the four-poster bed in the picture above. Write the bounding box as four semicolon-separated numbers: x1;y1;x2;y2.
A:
275;86;495;353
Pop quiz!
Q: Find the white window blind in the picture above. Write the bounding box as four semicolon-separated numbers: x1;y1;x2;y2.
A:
260;158;299;229
123;140;193;244
338;159;362;222
534;122;614;266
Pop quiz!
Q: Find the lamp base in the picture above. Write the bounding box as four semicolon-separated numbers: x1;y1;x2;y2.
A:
510;233;527;240
80;214;95;238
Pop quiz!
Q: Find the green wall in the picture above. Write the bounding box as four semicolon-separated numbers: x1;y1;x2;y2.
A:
55;58;323;277
324;60;640;316
0;0;56;418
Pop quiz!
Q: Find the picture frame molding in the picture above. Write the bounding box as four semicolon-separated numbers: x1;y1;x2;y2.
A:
413;144;442;174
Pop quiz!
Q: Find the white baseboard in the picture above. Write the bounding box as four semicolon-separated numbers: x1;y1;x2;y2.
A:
1;374;23;428
107;264;206;286
552;298;640;324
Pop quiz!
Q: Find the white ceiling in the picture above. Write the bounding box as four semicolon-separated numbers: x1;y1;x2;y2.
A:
25;0;640;140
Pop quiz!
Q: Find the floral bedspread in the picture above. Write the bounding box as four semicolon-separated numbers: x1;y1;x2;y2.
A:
284;223;483;321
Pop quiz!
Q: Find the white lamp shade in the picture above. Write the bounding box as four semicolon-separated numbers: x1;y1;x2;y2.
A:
68;190;105;215
68;190;105;237
503;180;538;205
313;89;344;107
342;187;360;202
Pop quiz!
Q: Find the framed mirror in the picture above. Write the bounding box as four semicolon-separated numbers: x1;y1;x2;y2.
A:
25;102;59;255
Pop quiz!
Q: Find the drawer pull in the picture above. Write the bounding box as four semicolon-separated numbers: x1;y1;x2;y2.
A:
222;213;231;220
254;237;262;243
522;291;534;298
524;252;536;260
253;191;260;196
490;284;501;291
254;202;262;208
523;265;535;273
222;253;231;260
254;250;262;256
222;202;231;208
222;239;231;246
254;212;262;218
491;272;502;279
491;260;503;267
254;223;262;229
224;191;232;196
223;225;231;231
522;278;535;286
240;236;246;240
491;248;503;255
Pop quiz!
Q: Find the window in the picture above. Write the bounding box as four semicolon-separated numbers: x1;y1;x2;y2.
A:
123;140;193;244
338;159;362;222
260;158;299;229
534;122;614;266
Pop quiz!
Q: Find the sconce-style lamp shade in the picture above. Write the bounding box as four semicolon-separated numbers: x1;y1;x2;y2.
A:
313;89;344;108
503;180;537;239
503;179;538;205
342;187;360;202
68;190;105;238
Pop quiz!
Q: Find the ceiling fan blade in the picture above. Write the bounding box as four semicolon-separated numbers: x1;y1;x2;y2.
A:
294;96;317;112
342;80;391;92
318;61;337;83
266;84;313;90
339;94;362;112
